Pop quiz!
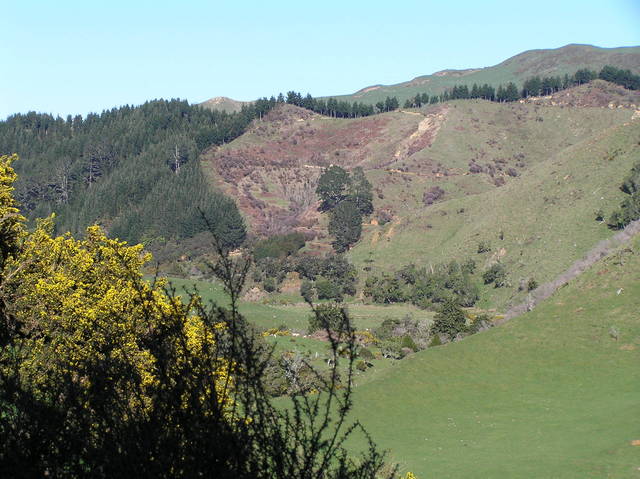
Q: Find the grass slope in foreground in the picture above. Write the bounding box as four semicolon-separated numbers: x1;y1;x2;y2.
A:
350;236;640;478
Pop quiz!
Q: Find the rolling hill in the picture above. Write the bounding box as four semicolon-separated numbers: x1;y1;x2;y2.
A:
198;45;640;114
333;44;640;106
160;50;640;476
3;42;640;478
200;80;640;310
200;96;249;113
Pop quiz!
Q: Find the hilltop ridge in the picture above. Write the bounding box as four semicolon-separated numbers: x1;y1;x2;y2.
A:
200;96;248;113
198;45;640;111
334;44;640;105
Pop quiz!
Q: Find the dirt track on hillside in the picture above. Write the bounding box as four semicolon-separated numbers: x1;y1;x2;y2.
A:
501;218;640;322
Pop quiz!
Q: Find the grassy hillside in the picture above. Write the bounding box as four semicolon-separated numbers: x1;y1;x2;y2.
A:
166;228;640;478
351;102;640;310
333;44;640;106
350;235;640;478
201;84;640;310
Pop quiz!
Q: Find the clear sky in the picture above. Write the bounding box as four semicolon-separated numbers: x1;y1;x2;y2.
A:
2;0;639;119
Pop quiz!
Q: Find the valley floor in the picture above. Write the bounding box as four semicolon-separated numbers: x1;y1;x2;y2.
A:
166;233;640;477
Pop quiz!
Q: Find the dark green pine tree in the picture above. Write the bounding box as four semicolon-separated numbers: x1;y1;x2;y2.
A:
349;167;374;216
328;199;363;253
316;165;351;211
384;96;399;111
522;76;541;97
573;68;596;85
431;298;467;340
504;82;520;102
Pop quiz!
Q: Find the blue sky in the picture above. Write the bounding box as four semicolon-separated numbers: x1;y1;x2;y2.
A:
2;0;639;119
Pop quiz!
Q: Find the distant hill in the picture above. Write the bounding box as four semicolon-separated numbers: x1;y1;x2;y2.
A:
200;96;248;113
5;44;640;311
332;44;640;105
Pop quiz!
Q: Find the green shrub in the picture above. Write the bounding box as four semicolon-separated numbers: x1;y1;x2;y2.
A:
428;335;442;347
253;232;306;260
431;299;467;340
263;277;277;293
608;192;640;230
378;339;403;359
366;259;479;308
595;209;605;222
363;274;406;303
262;359;289;397
400;335;419;352
308;303;349;333
607;211;622;229
358;347;375;360
483;263;507;287
461;258;476;275
300;279;315;302
315;277;343;301
468;313;492;334
374;318;399;341
294;254;357;297
477;241;491;253
608;160;640;229
620;161;640;195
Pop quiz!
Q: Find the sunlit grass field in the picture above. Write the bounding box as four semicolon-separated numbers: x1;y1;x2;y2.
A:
349;237;640;478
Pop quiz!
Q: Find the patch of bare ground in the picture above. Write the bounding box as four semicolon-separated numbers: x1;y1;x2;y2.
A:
387;105;449;167
432;68;481;77
355;85;382;95
202;104;422;236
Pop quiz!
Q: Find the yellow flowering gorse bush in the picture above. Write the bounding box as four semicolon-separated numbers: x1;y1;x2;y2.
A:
0;154;231;413
1;154;390;477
